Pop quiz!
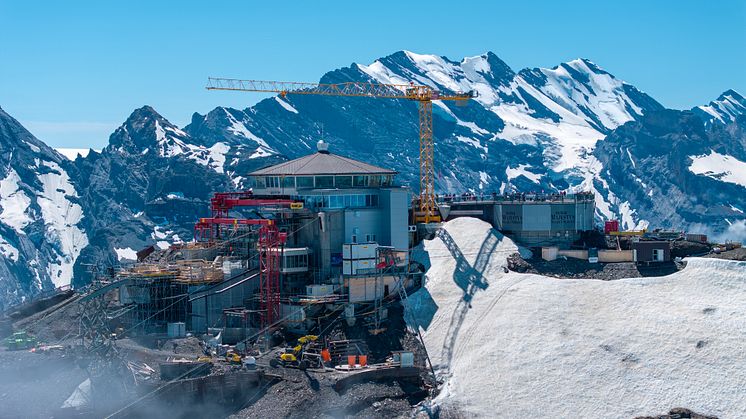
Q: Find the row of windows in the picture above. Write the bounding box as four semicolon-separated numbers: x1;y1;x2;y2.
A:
253;175;393;189
283;254;308;269
301;194;378;209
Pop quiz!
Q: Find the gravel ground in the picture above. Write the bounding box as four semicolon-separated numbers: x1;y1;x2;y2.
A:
12;294;82;343
230;367;427;419
507;253;683;280
704;247;746;261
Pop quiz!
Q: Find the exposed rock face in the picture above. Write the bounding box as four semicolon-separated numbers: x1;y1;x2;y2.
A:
0;107;87;308
593;110;746;235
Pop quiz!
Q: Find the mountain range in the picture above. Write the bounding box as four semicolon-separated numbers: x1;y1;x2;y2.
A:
1;50;745;307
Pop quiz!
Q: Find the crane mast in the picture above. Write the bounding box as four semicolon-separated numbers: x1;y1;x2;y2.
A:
206;77;476;223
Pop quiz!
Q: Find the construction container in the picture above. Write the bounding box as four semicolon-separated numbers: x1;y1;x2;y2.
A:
686;233;708;243
167;322;186;338
347;276;401;303
343;259;376;275
604;220;619;234
392;351;414;367
342;243;379;260
306;284;335;297
632;241;671;262
541;247;559;261
597;250;634;263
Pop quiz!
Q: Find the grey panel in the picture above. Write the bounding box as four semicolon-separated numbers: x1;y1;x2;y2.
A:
522;204;551;231
551;204;577;230
501;204;522;231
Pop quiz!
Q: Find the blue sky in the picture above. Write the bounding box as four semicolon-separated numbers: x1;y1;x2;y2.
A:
1;0;744;149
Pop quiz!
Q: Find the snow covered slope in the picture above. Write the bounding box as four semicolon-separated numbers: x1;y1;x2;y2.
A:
688;150;746;188
693;89;746;125
406;218;746;418
0;107;89;306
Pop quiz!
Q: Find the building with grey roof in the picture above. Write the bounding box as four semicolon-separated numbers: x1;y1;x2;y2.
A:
250;140;410;281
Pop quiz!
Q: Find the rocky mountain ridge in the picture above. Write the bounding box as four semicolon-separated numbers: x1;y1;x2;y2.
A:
1;50;744;306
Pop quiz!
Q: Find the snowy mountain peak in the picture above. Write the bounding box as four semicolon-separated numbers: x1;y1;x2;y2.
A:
107;105;188;154
517;58;663;133
718;89;743;102
103;106;233;175
186;107;277;157
694;89;746;125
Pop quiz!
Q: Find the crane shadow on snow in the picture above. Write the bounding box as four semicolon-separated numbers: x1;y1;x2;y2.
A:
436;227;504;375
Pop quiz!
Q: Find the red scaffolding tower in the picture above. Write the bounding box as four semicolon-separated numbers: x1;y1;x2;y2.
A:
194;190;298;330
258;223;286;328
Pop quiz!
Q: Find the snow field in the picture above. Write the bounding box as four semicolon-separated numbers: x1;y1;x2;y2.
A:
689;150;746;188
406;217;746;418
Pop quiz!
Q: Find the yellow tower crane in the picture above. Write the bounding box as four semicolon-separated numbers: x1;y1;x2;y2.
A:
206;78;476;223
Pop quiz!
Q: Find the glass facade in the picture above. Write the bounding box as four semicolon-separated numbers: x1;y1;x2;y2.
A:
315;176;334;188
335;176;352;187
282;176;295;188
301;193;378;209
251;174;394;190
296;176;314;188
284;253;308;269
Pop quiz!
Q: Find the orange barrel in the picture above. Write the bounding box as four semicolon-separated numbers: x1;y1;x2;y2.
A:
347;355;356;367
321;348;331;362
358;355;367;366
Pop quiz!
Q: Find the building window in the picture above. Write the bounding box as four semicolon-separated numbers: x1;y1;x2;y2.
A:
335;176;352;188
296;176;314;188
353;175;368;187
284;253;308;269
300;194;378;209
366;234;376;242
315;176;333;188
369;176;381;187
282;176;295;188
265;176;280;188
351;234;357;243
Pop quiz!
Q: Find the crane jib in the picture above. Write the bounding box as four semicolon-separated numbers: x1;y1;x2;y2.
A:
206;76;476;223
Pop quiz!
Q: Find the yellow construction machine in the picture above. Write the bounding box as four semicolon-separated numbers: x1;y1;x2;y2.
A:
272;335;321;369
225;351;243;365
